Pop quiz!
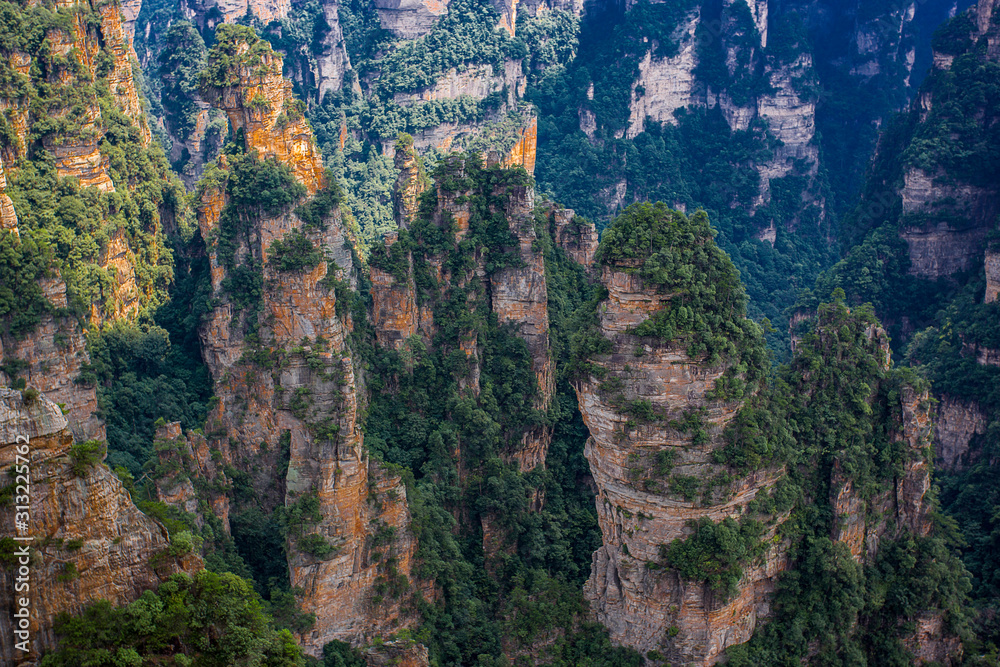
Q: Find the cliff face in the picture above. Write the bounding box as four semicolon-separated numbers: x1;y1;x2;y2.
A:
0;0;174;439
0;278;104;443
370;133;559;471
576;261;785;664
551;208;598;267
575;209;951;663
200;43;326;195
0;388;197;664
182;0;291;25
934;395;987;471
196;30;421;656
891;0;1000;279
30;0;151;191
625;9;700;140
374;0;450;39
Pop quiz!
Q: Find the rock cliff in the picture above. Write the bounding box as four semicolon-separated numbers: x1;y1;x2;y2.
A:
0;388;197;664
575;231;785;664
0;0;176;439
199;35;326;195
196;28;421;656
576;208;951;663
892;0;1000;279
934;395;986;471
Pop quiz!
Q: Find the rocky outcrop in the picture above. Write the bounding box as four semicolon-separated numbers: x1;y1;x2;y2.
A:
755;53;820;195
370;234;421;350
31;0;152;192
831;383;933;561
576;256;784;663
0;388;197;664
899;169;998;278
551;208;598;267
625;9;700;139
373;0;450;39
0;276;103;443
891;0;1000;279
316;0;355;102
394;139;427;227
182;0;290;25
489;182;553;470
200;37;326;195
394;62;527;110
934;395;986;471
0;158;19;233
363;640;431;667
985;249;1000;303
197;31;421;657
154;421;231;530
499;115;538;176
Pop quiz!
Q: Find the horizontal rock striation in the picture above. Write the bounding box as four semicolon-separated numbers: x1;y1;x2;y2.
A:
576;258;786;664
0;388;197;664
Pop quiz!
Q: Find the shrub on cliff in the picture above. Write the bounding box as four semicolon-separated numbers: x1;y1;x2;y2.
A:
200;24;277;91
41;570;305;666
268;230;323;273
596;202;769;395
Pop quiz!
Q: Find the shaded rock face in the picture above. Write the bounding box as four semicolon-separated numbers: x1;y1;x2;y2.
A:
830;383;934;562
985;249;1000;303
575;264;786;665
625;8;700;139
391;64;530;156
0;388;196;664
488;182;554;470
899;169;999;278
551;208;598;268
166;100;229;190
0;0;165;437
0;277;103;444
934;395;986;471
576;268;946;663
182;0;290;25
363;640;431;666
197;39;420;657
612;1;821;221
30;0;152;193
154;421;232;530
893;0;1000;279
372;127;564;471
316;0;355;101
371;143;567;471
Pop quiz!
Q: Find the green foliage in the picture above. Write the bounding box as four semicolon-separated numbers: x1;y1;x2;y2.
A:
268;230;323;273
68;440;105;476
200;24;277;90
0;230;52;338
206;150;307;311
294;174;343;230
40;570;305;666
321;640;365;667
88;321;213;477
596;203;769;395
661;517;765;599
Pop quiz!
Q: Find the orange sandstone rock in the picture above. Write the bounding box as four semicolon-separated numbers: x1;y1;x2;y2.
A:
0;388;198;664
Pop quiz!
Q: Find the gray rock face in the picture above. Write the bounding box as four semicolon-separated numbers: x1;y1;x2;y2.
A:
374;0;451;39
316;0;355;102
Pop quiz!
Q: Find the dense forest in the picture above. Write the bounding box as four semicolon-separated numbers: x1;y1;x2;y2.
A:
2;0;1000;664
